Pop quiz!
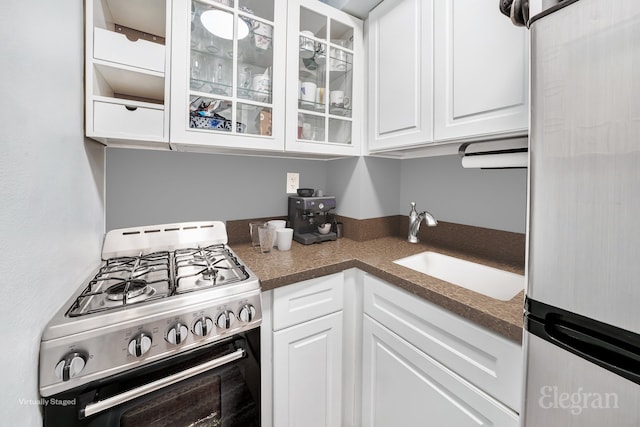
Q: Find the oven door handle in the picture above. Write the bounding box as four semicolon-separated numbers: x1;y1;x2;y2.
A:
81;347;245;418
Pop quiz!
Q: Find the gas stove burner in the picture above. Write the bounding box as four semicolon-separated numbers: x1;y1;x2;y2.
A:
105;280;154;302
195;269;226;287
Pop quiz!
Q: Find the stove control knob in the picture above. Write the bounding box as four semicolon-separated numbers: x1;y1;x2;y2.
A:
55;352;87;381
216;310;235;330
239;304;256;323
166;323;189;345
128;333;152;358
318;202;325;210
193;317;214;337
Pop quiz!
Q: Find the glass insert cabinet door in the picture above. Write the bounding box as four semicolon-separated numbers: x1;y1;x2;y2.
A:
172;0;284;150
290;0;360;151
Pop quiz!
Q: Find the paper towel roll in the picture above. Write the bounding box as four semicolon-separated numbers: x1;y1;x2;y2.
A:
461;152;528;169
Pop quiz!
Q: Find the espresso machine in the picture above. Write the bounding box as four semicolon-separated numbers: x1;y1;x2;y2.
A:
288;196;337;244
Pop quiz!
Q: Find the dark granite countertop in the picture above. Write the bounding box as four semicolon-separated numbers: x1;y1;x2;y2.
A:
232;237;525;343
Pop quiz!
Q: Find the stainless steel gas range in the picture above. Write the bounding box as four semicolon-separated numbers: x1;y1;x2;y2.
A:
39;221;262;426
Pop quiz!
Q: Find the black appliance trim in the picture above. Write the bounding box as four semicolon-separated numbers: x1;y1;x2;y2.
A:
525;298;640;385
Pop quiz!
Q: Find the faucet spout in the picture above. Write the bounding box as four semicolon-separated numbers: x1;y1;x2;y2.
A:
408;202;437;243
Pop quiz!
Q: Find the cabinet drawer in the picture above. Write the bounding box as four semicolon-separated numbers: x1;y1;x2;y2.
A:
272;272;344;331
94;27;165;73
93;101;164;140
363;273;522;413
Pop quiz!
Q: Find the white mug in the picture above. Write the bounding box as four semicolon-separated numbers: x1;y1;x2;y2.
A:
330;90;350;108
300;81;317;105
276;228;294;251
267;220;286;247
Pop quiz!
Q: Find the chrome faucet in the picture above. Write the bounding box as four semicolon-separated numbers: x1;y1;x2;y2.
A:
408;202;437;243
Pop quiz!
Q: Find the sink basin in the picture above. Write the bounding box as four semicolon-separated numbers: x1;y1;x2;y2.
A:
393;251;524;301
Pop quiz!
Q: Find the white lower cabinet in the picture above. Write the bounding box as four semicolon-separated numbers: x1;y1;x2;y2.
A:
362;316;519;426
262;270;522;426
361;273;522;426
264;272;345;427
273;311;343;427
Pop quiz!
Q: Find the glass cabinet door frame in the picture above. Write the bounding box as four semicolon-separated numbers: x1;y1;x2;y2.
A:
285;0;363;156
170;0;287;152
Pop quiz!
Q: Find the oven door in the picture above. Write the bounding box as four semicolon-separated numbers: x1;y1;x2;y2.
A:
43;329;260;427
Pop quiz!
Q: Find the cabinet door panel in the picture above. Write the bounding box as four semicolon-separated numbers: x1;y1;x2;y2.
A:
285;0;363;156
377;0;418;135
273;312;343;427
368;0;434;151
363;274;522;413
362;316;519;427
434;0;528;141
169;0;286;152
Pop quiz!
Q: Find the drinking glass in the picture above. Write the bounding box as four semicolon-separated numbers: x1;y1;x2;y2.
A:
258;224;275;253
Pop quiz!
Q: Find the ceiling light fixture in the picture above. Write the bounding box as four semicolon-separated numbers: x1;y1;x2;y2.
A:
200;9;250;40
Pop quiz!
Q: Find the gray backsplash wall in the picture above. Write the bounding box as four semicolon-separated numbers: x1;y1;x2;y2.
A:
106;148;328;230
326;156;402;219
106;150;527;234
400;155;527;233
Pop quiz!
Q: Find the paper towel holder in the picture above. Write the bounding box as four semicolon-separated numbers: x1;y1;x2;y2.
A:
458;140;528;169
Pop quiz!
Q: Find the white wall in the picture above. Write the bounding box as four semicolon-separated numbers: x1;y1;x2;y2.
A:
400;154;527;233
106;148;328;230
0;2;105;426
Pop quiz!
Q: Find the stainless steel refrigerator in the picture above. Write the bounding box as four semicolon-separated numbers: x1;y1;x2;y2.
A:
524;0;640;425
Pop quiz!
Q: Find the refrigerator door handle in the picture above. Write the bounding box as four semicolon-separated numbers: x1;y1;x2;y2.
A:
529;314;640;385
526;298;640;385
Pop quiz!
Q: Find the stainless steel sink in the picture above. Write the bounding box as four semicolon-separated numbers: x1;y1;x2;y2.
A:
393;251;524;301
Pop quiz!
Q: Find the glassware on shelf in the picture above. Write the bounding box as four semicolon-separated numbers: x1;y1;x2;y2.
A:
299;31;316;59
330;46;351;72
298;113;325;142
238;66;253;98
251;68;271;102
186;0;275;137
190;52;207;90
328;118;351;144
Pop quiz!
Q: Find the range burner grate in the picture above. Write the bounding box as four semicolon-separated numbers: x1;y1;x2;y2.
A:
66;245;250;317
174;244;249;293
67;251;172;317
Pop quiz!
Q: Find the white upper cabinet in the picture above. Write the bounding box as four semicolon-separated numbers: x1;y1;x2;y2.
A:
433;0;528;142
285;0;364;157
367;0;529;153
169;0;287;153
85;0;363;156
367;0;434;151
86;0;172;148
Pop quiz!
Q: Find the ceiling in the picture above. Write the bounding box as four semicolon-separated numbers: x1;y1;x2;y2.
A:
318;0;383;19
